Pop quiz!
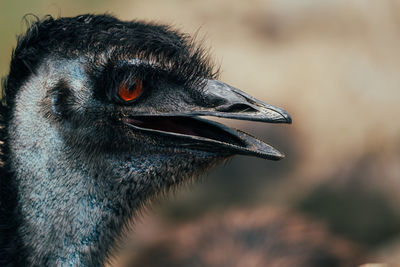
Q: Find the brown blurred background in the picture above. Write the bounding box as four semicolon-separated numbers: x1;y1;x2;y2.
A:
1;0;400;266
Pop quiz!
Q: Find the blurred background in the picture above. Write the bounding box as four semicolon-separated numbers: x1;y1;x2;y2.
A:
1;0;400;266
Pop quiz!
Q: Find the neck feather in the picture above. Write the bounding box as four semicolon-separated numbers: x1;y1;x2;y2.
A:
1;107;30;267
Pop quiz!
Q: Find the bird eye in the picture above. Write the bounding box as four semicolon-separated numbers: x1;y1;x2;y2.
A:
118;79;143;102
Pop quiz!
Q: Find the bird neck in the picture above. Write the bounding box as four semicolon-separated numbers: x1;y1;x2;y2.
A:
1;108;30;267
1;75;131;266
7;141;131;266
5;115;218;266
4;108;145;266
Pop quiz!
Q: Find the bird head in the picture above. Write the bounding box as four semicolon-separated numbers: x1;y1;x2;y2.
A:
5;14;291;192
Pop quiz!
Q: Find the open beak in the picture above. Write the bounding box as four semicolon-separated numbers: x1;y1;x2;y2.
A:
123;80;292;160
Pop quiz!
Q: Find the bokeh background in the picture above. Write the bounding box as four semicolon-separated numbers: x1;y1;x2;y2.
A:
1;0;400;266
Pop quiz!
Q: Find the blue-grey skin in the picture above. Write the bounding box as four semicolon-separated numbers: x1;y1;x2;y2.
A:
7;54;290;266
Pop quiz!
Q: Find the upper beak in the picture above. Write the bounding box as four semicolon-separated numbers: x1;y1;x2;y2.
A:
192;80;292;124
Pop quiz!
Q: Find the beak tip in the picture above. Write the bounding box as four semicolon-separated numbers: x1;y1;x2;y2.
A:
274;151;286;160
272;111;292;124
260;151;285;161
284;114;292;124
278;109;292;124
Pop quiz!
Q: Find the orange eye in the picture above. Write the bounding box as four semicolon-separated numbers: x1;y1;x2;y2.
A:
118;79;143;102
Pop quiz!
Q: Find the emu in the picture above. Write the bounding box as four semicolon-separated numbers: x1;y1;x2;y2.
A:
0;14;291;266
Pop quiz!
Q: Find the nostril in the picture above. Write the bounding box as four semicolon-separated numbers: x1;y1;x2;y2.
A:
217;103;258;113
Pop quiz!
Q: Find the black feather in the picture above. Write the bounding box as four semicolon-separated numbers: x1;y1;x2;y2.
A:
3;14;219;111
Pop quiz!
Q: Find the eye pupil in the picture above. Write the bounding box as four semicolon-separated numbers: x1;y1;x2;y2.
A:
118;78;143;101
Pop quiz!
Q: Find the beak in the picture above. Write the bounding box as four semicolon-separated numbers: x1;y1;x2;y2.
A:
123;80;292;160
